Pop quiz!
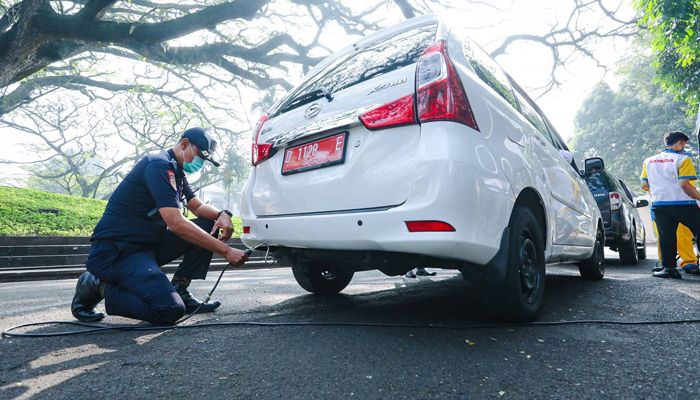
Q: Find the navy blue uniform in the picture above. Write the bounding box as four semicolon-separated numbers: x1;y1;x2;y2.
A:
86;150;215;324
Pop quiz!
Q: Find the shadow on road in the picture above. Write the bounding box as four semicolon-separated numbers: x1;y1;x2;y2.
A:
244;259;648;326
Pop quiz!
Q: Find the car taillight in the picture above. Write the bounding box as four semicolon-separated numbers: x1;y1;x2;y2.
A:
243;226;251;234
415;41;479;130
251;114;272;166
359;94;416;130
405;220;456;232
610;192;621;211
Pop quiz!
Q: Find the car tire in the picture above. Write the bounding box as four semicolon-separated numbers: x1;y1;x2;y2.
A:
619;224;639;265
579;228;605;280
637;226;647;260
480;205;546;322
291;261;354;296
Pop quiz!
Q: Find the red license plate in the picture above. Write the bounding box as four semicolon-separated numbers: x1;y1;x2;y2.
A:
281;133;347;175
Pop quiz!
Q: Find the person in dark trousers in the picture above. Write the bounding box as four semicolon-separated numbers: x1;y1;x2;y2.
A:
71;127;249;324
640;131;700;279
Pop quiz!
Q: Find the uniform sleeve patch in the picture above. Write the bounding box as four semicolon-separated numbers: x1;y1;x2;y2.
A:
167;170;177;190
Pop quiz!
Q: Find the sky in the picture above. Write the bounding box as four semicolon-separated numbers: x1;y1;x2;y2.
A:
0;0;637;185
437;0;635;138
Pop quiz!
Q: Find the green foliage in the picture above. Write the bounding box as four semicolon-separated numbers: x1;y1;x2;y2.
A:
231;215;243;238
0;186;106;236
636;0;700;108
571;54;697;191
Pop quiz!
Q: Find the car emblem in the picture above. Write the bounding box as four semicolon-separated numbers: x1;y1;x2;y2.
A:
305;103;322;119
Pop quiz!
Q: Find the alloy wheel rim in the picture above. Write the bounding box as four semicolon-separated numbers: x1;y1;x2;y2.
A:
518;233;539;303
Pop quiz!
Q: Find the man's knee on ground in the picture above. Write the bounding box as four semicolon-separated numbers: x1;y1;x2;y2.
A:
151;303;186;325
149;293;186;325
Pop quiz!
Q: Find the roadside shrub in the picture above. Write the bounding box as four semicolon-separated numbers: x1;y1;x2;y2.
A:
0;186;106;236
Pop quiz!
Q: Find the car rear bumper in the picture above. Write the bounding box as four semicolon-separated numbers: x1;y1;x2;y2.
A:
240;206;502;265
240;124;515;266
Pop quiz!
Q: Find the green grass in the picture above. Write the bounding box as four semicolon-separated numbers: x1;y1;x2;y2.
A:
231;216;243;237
0;186;107;236
0;186;242;237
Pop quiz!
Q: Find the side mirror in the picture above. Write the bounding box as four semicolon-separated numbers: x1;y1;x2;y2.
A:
584;157;605;175
635;199;649;208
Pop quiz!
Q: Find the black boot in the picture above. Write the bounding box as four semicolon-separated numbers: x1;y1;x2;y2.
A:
71;272;105;322
174;284;221;314
652;267;682;279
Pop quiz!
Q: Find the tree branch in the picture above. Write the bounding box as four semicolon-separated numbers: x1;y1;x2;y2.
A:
41;0;268;44
392;0;416;19
77;0;119;20
0;2;23;34
0;74;176;117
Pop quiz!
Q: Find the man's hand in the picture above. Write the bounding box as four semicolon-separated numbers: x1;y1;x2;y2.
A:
210;213;234;241
224;247;248;266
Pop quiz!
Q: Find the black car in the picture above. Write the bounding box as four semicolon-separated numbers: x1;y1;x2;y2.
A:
583;162;648;265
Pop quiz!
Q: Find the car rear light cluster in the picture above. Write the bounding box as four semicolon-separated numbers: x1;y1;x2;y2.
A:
609;192;622;211
360;40;478;131
415;41;478;129
251;114;272;166
359;94;415;130
405;220;456;232
243;226;251;234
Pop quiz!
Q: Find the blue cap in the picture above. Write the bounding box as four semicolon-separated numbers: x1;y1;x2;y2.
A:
182;127;220;167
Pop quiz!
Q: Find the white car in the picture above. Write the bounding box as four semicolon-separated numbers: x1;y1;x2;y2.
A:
240;15;604;321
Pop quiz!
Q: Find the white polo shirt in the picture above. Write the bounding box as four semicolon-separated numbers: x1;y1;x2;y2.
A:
640;149;697;206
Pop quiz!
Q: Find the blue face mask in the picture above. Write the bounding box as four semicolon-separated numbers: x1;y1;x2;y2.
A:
182;146;205;174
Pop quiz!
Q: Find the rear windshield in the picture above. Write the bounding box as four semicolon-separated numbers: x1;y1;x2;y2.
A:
272;24;437;117
584;172;612;191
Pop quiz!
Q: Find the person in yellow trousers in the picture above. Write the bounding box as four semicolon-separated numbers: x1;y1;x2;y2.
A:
644;145;700;273
651;220;698;272
641;131;700;278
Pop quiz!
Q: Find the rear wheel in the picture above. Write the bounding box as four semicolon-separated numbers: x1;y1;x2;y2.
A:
291;260;354;296
480;205;546;322
579;229;605;280
637;226;647;260
619;224;639;265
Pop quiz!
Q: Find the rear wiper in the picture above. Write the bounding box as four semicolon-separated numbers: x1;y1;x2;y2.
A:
278;87;333;115
320;86;334;102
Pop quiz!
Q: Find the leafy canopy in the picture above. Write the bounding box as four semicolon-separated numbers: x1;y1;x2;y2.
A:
636;0;700;109
571;52;696;190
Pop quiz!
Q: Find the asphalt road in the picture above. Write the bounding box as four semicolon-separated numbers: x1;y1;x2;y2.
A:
1;246;699;400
